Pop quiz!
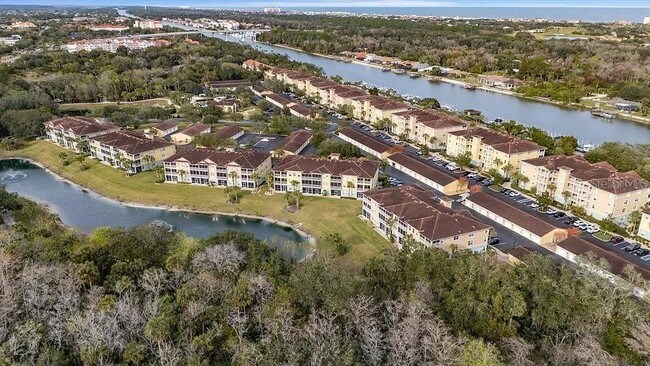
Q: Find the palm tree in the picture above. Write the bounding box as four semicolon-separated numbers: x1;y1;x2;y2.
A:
547;182;557;195
251;172;260;189
142;154;155;171
385;215;397;242
502;162;514;178
76;139;89;153
493;158;503;172
266;171;274;191
429;136;438;149
228;170;239;187
346;181;356;198
289;179;301;209
178;169;187;183
57;152;68;164
422;133;430;147
561;190;571;205
379;159;389;172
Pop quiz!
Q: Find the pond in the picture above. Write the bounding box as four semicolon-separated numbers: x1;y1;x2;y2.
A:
0;159;308;259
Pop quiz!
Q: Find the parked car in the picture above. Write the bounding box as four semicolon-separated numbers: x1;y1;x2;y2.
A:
529;202;539;209
572;220;584;227
488;237;500;245
509;192;520;197
546;208;558;215
553;212;566;218
586;227;600;234
610;236;625;244
625;244;640;252
482;180;493;186
563;218;576;225
636;249;650;257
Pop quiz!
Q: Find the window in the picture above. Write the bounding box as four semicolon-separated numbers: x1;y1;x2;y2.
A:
468;233;475;237
453;235;459;240
467;240;473;246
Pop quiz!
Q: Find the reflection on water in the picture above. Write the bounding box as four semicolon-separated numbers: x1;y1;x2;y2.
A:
0;159;308;259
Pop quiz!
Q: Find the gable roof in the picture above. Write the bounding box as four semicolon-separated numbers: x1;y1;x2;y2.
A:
450;128;545;154
339;127;392;154
276;129;313;154
274;155;379;178
46;116;118;136
178;123;210;137
266;93;293;106
557;236;650;280
388;153;458;186
523;155;649;194
213;126;243;139
91;131;173;154
151;120;178;132
164;148;269;169
393;109;468;129
466;192;559;236
364;185;490;241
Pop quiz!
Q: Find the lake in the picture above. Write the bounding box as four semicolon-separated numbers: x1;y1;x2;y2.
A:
0;159;308;258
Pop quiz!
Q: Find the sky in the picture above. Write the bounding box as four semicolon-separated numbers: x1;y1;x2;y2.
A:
3;0;650;7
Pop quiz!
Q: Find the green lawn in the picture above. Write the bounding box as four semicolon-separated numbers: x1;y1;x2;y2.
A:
1;140;389;272
593;231;613;242
59;98;173;112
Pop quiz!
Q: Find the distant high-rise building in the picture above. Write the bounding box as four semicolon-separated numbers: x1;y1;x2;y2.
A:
263;7;281;14
644;16;650;25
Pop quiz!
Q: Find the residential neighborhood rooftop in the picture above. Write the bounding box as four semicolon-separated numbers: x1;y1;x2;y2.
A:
388;153;458;186
523;154;649;194
339;127;392;154
393;109;468;129
364;185;491;241
450;127;545;154
466;191;559;236
276;129;313;154
91;131;173;155
557;236;650;280
212;126;244;139
274;155;380;178
164;148;270;169
46;116;117;136
178;123;210;137
151;120;178;132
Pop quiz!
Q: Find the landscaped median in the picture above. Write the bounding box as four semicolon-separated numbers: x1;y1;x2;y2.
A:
0;140;389;272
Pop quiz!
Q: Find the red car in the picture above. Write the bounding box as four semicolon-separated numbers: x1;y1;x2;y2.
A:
610;236;624;244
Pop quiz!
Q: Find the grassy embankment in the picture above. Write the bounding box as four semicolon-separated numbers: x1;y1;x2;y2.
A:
1;140;389;272
58;98;174;112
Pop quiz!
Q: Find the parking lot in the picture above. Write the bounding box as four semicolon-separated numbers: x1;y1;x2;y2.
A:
338;121;650;268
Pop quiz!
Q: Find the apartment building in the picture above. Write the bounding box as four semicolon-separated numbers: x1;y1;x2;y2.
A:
390;109;468;147
89;131;175;174
274;129;313;157
273;155;379;198
362;185;491;252
164;148;271;189
147;120;178;138
446;128;546;175
45;116;120;153
520;155;650;222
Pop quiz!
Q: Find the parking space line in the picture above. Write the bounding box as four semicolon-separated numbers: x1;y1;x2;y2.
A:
642;254;650;261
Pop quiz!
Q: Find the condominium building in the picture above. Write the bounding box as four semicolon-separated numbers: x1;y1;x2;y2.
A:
45;116;120;153
337;127;393;159
273;155;379;198
134;19;163;29
390;109;468;147
446;128;546;175
519;155;650;222
164;148;271;189
147;120;178;138
362;185;491;252
89;131;175;174
387;153;468;196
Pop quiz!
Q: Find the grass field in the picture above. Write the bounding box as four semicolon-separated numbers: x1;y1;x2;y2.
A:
1;140;389;271
59;98;173;112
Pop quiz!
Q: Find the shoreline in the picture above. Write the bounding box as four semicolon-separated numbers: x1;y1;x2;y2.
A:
264;43;650;126
3;156;317;253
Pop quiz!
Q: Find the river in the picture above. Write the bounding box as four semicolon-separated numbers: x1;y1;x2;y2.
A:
0;159;308;258
119;9;650;144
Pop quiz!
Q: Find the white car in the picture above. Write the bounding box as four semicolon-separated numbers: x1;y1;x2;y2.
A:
546;208;558;215
587;227;600;234
529;203;539;208
572;220;583;227
509;192;521;197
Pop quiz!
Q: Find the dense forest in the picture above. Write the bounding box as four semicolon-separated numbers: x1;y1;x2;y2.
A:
0;188;649;365
0;36;320;138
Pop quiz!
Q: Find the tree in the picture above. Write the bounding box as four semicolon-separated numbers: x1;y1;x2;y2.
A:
346;181;356;198
226;186;241;204
419;144;431;158
628;210;642;235
536;191;553;211
461;339;503;366
76;154;88;171
76;140;89;153
453;152;472;170
228;170;239;187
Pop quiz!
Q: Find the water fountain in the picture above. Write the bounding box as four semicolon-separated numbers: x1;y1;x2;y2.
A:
0;169;28;184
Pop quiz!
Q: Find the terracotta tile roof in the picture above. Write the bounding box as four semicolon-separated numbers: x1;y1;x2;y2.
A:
364;185;490;241
208;79;251;88
450;128;545;154
466;192;559;236
338;127;392;154
178;123;210;137
151;120;178;132
91;131;173;154
164;148;269;169
509;246;535;261
393;109;468;129
213;126;243;139
274;155;379;178
46;116;117;136
289;102;312;117
368;97;409;111
557;236;650;280
266;93;293;106
388;153;459;186
523;155;649;194
277;129;313;154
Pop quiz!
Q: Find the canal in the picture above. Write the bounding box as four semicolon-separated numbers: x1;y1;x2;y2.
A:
246;41;649;145
0;159;308;258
